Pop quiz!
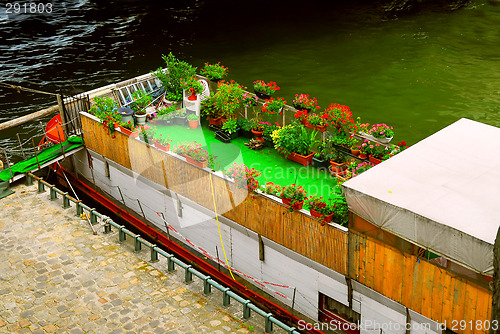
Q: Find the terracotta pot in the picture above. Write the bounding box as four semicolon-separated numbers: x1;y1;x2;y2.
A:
188;91;197;101
310;209;334;225
119;126;139;138
315;124;328;132
330;160;348;173
369;155;382;165
188;119;199;129
154;142;170;152
350;147;360;156
288;152;314;167
359;152;368;159
251;129;264;141
208;117;222;126
336;170;351;182
185;156;208;169
281;197;304;210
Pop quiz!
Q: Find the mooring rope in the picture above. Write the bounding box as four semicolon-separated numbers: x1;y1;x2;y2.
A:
0;82;58;96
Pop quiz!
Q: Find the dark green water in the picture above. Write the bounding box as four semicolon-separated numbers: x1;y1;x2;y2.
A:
1;0;500;152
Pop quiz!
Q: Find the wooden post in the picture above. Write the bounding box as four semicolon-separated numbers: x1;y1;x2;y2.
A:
491;225;500;333
57;94;68;138
0;105;58;131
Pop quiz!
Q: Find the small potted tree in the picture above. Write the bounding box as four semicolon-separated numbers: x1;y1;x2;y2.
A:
130;90;152;125
187;113;200;129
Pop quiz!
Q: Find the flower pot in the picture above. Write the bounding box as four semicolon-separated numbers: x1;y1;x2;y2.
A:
119;126;139;138
288;152;314;167
174;116;187;126
336;170;351;182
154;141;170;152
134;112;147;125
350;147;360;156
263;136;274;148
118;107;134;124
315;124;328;132
310;209;334;225
359;153;368;159
254;90;271;100
304;120;315;130
312;156;330;169
188;92;197;101
188;119;199;129
225;129;240;140
185;156;208;169
208;116;222;127
329;160;348;173
369;155;382;165
251;128;264;141
281;197;304;210
293;105;311;113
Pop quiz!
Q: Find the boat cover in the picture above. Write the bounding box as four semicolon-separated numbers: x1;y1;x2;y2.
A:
0;136;83;182
342;118;500;275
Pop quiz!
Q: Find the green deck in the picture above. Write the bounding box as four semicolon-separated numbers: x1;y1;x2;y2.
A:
154;121;339;201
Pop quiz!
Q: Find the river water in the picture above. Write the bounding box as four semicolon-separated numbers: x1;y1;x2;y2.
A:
1;0;500;154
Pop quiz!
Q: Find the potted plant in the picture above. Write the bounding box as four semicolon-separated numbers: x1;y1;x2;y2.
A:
201;97;223;127
151;130;172;152
242;92;258;109
118;120;139;138
279;184;307;211
212;80;244;120
367;123;394;143
294;109;310;127
262;97;286;115
358;140;372;159
153;52;197;102
292;94;320;113
223;163;262;192
181;76;204;101
253;80;280;99
262;182;282;197
271;123;318;166
153;105;177;125
239;118;253;138
307;113;329;132
172;141;209;168
323;102;358;137
200;62;228;82
174;108;187;125
259;121;280;148
187;113;200;129
306;195;335;225
130;90;152;125
90;97;120;137
312;141;332;169
329;149;349;174
221;118;240;139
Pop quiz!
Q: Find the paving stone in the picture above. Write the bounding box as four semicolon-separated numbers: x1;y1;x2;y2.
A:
0;183;267;334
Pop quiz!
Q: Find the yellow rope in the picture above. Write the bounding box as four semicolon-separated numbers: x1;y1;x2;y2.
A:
208;172;236;280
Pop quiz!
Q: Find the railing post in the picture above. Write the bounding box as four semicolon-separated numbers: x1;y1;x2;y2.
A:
222;288;230;307
76;200;83;216
167;255;175;272
288;327;297;334
150;244;159;263
38;177;45;193
265;313;274;333
90;208;98;225
50;185;57;200
134;235;142;252
243;300;251;319
203;276;212;296
62;192;70;209
119;225;126;242
184;265;192;284
102;216;112;234
25;173;33;186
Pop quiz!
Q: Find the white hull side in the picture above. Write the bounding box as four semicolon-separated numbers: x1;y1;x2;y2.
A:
72;149;441;334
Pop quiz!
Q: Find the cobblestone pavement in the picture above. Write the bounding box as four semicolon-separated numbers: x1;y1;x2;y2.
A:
0;182;274;334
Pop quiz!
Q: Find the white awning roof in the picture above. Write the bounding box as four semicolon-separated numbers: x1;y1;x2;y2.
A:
343;118;500;275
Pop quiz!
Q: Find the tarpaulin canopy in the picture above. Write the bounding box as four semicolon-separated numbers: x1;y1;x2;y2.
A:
342;118;500;276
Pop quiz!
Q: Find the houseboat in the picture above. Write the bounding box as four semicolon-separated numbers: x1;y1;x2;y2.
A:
6;69;495;334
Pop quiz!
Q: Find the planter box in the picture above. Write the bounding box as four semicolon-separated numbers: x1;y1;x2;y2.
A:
330;160;348;173
288;152;314;167
310;209;334;225
185;156;208;169
281;197;304;210
313;157;330;169
174;116;187;126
